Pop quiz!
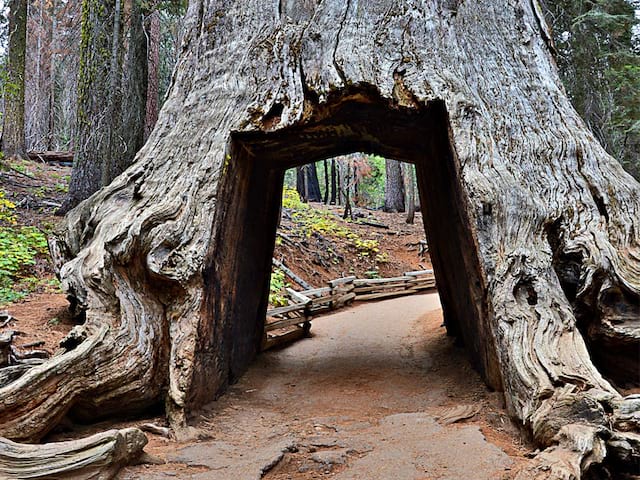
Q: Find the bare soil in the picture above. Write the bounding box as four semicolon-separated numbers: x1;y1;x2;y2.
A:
274;203;430;287
120;294;534;479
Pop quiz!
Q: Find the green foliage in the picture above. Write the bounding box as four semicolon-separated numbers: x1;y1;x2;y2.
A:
269;267;288;307
282;187;381;256
0;191;17;224
355;155;386;208
0;190;51;305
8;159;35;177
543;0;640;178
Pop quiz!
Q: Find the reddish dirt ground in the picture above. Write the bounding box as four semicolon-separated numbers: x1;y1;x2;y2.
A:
120;294;534;479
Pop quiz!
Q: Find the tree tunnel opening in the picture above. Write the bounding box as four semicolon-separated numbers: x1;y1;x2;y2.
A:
206;90;502;399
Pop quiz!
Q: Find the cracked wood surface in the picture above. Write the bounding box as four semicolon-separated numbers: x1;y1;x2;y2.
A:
0;1;638;478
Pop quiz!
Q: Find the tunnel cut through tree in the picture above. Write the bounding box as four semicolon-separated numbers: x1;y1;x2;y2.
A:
0;1;639;479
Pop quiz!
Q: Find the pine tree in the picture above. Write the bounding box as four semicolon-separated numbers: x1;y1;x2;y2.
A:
543;0;640;178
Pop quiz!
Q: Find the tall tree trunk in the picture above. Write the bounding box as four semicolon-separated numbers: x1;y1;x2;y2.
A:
330;158;337;204
5;2;640;478
296;163;322;202
102;0;123;187
2;0;27;159
323;158;329;203
47;0;57;151
342;155;352;219
404;163;415;224
336;158;343;204
384;159;405;212
117;0;148;178
295;165;306;200
144;4;160;140
62;0;148;212
306;162;322;202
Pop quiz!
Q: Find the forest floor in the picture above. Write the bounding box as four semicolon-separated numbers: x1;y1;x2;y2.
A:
0;159;536;478
119;294;535;479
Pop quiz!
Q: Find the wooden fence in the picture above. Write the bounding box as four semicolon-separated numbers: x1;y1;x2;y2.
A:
263;269;436;350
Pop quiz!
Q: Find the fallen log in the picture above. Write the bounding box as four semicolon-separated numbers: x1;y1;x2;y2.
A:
0;427;147;479
273;258;313;290
357;220;389;229
27;151;74;164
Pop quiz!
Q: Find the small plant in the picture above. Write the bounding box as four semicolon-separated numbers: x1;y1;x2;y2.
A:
55;183;69;193
8;160;34;178
364;270;381;279
269;267;288;307
0;190;51;304
0;191;17;224
31;186;48;198
375;252;389;263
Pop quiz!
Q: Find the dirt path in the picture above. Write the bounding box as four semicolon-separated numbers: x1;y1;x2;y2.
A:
121;294;533;479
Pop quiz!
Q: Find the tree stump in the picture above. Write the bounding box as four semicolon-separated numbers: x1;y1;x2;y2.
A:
1;1;638;478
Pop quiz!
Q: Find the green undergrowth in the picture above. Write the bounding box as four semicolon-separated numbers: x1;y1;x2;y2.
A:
282;187;383;259
268;267;288;307
0;190;57;305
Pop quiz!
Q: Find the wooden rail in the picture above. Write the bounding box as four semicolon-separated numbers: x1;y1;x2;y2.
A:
263;270;435;350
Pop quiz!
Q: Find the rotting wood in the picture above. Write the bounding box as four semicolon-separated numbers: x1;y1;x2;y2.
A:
26;151;74;164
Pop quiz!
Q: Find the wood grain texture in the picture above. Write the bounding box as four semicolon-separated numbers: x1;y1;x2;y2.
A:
0;427;147;479
1;1;637;477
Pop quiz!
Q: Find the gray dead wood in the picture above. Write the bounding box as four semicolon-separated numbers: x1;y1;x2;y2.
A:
0;1;635;478
0;427;147;479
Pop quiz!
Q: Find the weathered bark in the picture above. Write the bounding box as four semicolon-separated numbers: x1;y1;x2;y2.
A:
3;1;639;478
384;159;405;212
0;427;147;479
2;0;27;159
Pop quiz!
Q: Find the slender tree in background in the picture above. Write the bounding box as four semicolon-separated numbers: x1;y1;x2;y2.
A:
330;158;337;204
542;0;640;178
384;159;404;212
403;163;415;224
2;0;28;159
62;0;148;212
322;158;329;203
144;1;160;140
47;0;57;150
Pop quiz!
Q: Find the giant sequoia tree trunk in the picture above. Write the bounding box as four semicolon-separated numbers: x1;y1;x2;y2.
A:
3;2;640;478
